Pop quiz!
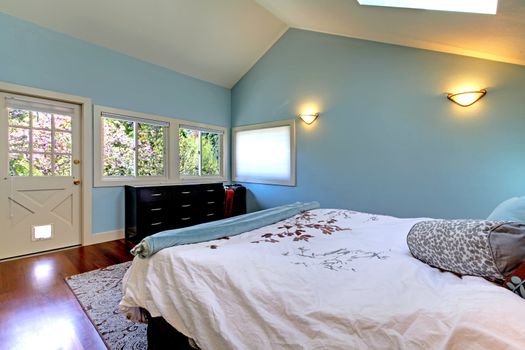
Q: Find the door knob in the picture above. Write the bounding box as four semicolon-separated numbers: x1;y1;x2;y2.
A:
73;159;80;165
73;180;81;185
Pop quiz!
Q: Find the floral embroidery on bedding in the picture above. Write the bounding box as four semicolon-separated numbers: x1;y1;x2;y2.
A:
251;210;351;244
283;246;389;271
207;209;382;250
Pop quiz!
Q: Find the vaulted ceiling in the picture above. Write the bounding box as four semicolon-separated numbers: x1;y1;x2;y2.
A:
1;0;524;88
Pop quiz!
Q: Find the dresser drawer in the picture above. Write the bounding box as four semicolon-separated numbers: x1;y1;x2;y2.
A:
202;210;222;222
173;185;198;196
140;202;169;222
139;187;170;203
203;200;223;221
139;219;168;236
200;184;223;198
175;215;196;228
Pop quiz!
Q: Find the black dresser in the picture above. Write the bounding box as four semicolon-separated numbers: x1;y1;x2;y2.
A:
125;183;225;243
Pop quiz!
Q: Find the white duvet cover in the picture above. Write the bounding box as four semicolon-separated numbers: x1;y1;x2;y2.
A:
120;209;525;349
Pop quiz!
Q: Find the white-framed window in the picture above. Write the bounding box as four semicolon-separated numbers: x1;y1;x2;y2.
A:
5;95;79;177
94;105;227;187
101;112;167;178
179;125;223;178
232;119;296;186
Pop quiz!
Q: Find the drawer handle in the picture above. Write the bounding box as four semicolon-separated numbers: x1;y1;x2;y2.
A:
151;222;162;226
206;213;215;217
150;208;162;212
181;204;191;208
181;191;191;194
181;217;191;221
151;193;162;197
207;201;215;204
206;189;215;192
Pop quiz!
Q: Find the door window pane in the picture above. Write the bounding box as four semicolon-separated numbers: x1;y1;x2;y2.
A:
54;114;72;131
32;112;52;129
9;153;30;176
8;109;30;127
32;130;52;153
54;155;72;176
55;132;72;154
8;127;30;152
33;153;53;176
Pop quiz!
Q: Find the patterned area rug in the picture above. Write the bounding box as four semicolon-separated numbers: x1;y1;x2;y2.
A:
66;261;147;349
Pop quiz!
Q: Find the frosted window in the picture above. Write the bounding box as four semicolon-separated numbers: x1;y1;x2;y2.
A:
357;0;498;15
233;122;295;186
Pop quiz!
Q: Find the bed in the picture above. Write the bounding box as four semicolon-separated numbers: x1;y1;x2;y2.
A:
120;208;525;349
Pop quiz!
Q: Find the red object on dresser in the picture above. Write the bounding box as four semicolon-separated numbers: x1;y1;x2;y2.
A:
224;188;235;218
223;184;246;218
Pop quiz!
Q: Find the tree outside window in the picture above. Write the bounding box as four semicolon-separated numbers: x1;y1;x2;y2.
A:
102;116;165;177
179;127;220;177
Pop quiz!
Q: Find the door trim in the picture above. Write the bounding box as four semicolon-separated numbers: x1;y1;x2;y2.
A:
0;82;98;245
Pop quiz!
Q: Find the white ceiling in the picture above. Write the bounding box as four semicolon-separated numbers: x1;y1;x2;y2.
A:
0;0;288;88
1;0;525;88
255;0;525;67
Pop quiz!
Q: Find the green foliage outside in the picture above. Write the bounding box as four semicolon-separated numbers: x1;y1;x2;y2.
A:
8;109;72;177
103;118;135;176
137;123;165;176
179;128;220;176
103;119;165;177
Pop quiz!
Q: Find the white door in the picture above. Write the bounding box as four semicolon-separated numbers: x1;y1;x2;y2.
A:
0;93;81;259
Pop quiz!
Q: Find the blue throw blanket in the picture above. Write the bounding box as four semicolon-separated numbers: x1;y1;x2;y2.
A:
131;201;320;258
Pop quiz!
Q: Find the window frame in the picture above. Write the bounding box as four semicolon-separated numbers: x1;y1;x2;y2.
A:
178;125;224;181
4;93;80;178
93;105;228;187
232;119;296;186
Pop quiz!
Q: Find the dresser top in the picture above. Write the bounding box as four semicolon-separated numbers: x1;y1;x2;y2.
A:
125;182;224;188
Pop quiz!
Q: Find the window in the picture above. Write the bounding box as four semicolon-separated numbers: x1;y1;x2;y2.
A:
101;114;167;177
233;120;295;186
179;126;222;178
94;105;227;187
6;96;77;177
356;0;498;15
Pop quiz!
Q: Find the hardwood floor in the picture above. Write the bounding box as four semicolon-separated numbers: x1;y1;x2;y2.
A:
0;240;135;350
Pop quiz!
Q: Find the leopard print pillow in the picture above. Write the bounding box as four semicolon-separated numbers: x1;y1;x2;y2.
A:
407;220;525;281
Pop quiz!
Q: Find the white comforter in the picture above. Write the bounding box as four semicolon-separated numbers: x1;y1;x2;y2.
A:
120;209;525;349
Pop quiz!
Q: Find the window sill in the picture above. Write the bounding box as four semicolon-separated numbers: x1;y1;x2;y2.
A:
93;176;227;188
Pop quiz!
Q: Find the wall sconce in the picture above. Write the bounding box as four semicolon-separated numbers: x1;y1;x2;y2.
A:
447;89;487;107
299;113;319;124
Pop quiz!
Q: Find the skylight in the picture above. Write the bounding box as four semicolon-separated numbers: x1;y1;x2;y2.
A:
357;0;498;15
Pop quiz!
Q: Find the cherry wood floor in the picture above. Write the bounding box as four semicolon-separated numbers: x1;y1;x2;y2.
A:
0;240;135;350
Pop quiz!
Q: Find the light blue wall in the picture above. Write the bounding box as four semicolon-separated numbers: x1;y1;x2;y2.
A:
0;13;230;233
232;29;525;219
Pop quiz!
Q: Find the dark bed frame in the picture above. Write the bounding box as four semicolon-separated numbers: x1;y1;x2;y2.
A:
145;310;196;350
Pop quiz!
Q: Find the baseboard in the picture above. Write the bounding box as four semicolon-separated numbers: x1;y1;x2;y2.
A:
83;229;125;246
